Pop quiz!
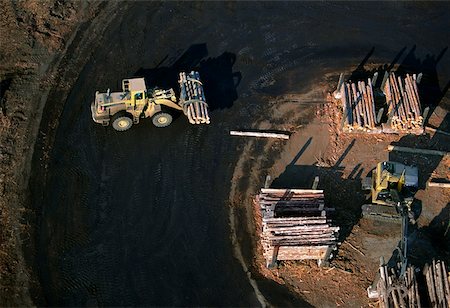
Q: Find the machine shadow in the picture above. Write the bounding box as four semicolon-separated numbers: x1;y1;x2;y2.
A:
385;202;449;277
134;43;241;111
270;138;365;244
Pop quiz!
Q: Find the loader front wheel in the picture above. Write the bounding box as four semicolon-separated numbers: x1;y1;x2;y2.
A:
152;112;173;128
111;112;133;131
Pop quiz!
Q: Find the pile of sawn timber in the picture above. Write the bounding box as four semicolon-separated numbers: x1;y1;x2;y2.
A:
340;78;379;132
256;188;339;267
383;72;423;133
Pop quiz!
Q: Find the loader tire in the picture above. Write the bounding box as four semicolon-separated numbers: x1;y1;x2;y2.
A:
111;112;133;131
152;112;173;128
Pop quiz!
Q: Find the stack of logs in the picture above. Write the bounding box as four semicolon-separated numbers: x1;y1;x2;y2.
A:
377;259;450;307
256;188;339;267
383;72;423;131
424;259;450;307
178;71;211;124
340;78;377;132
377;260;421;308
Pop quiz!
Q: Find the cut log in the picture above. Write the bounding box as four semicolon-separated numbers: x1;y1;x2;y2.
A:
427;181;450;188
230;130;290;139
388;145;449;156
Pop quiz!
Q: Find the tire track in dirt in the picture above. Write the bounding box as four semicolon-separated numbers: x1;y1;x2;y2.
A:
30;1;450;306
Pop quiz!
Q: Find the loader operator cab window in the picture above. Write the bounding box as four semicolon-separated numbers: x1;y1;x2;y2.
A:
382;162;395;173
135;92;143;100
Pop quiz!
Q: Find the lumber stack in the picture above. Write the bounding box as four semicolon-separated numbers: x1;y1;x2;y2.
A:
340;78;377;132
423;260;450;307
377;261;421;308
178;71;210;124
256;188;339;267
383;73;423;131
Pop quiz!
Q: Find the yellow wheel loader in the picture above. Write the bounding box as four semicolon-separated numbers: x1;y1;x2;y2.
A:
361;161;418;221
91;71;210;131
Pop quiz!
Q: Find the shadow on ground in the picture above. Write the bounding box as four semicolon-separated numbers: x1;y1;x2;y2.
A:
270;138;365;243
134;43;241;111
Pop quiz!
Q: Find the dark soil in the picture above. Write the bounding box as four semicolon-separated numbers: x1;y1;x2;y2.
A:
1;1;449;306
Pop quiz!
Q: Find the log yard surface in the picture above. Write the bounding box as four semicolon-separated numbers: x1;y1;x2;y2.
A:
0;1;449;306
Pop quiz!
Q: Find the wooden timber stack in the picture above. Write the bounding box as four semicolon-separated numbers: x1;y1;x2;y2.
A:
383;72;423;133
377;260;421;308
256;188;339;267
178;71;211;124
340;78;378;132
423;260;450;307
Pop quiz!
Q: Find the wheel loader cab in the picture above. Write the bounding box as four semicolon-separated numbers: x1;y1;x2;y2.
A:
371;161;418;205
121;78;147;109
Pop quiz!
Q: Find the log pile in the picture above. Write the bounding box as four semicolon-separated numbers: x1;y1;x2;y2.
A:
424;260;450;307
178;71;211;124
376;259;450;307
377;260;421;308
340;78;378;132
256;188;339;267
383;73;423;132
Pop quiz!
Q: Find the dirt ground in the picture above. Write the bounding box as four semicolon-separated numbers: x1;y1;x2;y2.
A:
0;1;110;305
1;1;450;306
229;83;450;307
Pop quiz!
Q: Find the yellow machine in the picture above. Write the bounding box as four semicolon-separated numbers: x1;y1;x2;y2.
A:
365;161;418;299
91;71;210;131
362;161;418;221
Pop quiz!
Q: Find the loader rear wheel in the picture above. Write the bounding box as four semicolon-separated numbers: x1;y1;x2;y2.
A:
111;112;133;131
152;112;173;128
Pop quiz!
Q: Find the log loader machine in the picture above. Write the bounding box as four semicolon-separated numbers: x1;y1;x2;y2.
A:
363;161;418;301
91;71;210;131
361;161;418;221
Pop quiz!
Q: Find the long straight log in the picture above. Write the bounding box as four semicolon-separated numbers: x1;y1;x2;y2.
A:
260;192;324;198
388;74;396;115
427;181;450;188
347;82;355;127
435;260;445;306
230;130;290;139
352;82;361;127
260;199;323;205
414;270;421;308
260;194;324;199
367;79;375;128
388;145;449;156
392;74;404;122
364;81;373;128
261;188;323;194
360;81;369;127
341;81;349;125
344;82;352;125
425;264;437;306
406;267;414;308
442;260;450;306
405;76;420;123
410;75;421;113
265;225;340;232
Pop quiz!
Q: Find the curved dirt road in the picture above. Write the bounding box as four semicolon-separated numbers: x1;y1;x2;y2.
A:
31;2;449;306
